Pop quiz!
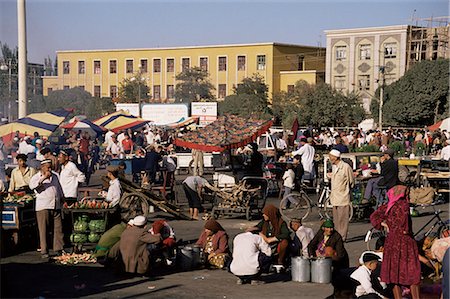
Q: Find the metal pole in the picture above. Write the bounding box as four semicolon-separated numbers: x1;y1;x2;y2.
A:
378;66;385;131
8;60;12;121
17;0;28;118
138;83;141;118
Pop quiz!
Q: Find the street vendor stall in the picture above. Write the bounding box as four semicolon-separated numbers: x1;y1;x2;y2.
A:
1;193;37;252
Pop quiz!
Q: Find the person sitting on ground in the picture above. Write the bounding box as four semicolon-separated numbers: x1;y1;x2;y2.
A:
257;204;291;269
94;221;127;259
307;219;349;271
147;219;177;266
195;219;230;269
118;215;161;275
8;153;37;193
417;232;439;278
230;226;272;285
289;218;314;257
350;253;385;299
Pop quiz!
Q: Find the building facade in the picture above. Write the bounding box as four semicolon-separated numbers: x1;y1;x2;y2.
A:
325;22;449;112
43;43;325;101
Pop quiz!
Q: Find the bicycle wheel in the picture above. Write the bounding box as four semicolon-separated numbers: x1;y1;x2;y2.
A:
279;192;312;221
365;228;387;251
321;197;354;222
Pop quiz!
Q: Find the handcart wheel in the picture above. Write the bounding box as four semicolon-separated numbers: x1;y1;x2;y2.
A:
120;192;150;220
211;207;221;219
245;206;253;221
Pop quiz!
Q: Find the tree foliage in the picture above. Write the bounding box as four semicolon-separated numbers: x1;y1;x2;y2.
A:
28;87;115;119
117;72;150;103
219;74;272;119
174;67;215;103
370;59;449;126
273;80;365;128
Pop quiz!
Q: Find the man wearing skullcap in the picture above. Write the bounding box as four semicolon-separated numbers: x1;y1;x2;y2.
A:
350;252;383;298
328;149;354;241
29;159;64;258
58;150;86;203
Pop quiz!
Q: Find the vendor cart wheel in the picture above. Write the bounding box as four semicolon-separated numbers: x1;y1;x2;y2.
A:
120;192;149;221
245;206;254;221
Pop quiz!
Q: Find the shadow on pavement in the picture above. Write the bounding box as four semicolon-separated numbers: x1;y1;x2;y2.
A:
1;262;164;298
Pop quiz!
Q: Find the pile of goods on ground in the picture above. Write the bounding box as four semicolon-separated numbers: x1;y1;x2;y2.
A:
204;181;261;208
53;252;97;265
63;199;113;209
3;193;35;204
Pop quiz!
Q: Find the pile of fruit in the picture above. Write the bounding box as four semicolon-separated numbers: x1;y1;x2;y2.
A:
53;252;97;265
71;216;106;244
63;200;113;209
3;193;35;204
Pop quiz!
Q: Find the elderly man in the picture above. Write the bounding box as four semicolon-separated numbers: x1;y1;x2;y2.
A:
8;154;37;193
58;150;86;203
328;149;354;241
289;218;314;257
29;159;64;258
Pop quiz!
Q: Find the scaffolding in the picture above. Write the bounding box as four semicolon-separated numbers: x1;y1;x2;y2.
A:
406;16;450;70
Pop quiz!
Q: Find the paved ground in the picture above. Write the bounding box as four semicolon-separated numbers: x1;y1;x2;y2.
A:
1;169;448;298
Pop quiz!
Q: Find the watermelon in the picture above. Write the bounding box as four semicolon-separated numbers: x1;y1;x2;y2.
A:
74;220;89;232
88;233;101;243
70;233;88;243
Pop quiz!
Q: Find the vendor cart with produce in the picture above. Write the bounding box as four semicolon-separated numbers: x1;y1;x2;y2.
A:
1;193;37;252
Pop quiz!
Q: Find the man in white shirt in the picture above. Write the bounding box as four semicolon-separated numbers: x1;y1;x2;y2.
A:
106;136;124;159
105;165;122;207
292;137;316;181
29;159;64;258
230;227;272;285
289;218;314;257
35;139;45;161
441;140;450;161
18;136;35;155
58;150;85;201
104;130;115;147
350;253;384;298
146;130;155;145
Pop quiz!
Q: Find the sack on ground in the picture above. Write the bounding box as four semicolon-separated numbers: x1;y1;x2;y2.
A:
409;187;435;205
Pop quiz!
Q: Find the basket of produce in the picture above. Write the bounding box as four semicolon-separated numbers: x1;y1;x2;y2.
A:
63;199;113;209
3;193;35;204
53;252;97;265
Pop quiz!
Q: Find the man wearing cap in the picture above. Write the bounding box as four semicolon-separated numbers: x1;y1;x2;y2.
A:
58;150;86;203
289;218;314;257
119;215;161;274
40;148;59;171
441;139;450;161
29;159;64;258
292;137;316;182
350;253;384;298
8;154;37;193
328;149;354;241
35;139;45;161
363;148;399;206
106;135;124;159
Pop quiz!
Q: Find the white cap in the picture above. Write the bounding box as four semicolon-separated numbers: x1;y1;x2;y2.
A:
133;215;147;226
35;139;43;144
127;219;134;226
329;149;341;157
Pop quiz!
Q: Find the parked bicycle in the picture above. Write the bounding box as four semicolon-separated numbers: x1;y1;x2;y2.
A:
279;181;354;221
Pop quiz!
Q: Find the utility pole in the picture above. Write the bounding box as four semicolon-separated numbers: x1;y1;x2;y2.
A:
378;66;385;131
17;0;28;118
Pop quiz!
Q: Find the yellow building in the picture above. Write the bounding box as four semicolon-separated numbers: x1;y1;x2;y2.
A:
43;43;325;101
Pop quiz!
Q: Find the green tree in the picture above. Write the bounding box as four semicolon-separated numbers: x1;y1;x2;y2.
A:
371;59;449;126
174;67;215;103
219;74;271;119
117;72;150;103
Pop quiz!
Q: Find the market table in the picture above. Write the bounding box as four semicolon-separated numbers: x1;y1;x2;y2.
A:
1;198;36;248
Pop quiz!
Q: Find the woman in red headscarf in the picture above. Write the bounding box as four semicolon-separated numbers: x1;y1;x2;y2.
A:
370;185;421;299
196;219;230;269
256;204;290;267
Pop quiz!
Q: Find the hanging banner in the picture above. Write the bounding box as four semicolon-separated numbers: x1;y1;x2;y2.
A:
191;102;218;126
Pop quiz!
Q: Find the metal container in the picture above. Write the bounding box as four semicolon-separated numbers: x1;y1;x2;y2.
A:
291;257;310;282
310;257;332;283
177;245;203;271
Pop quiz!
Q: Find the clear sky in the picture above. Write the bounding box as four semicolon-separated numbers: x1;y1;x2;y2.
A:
0;0;448;63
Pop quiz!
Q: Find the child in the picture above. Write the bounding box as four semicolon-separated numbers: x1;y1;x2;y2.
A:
281;163;295;208
350;253;384;298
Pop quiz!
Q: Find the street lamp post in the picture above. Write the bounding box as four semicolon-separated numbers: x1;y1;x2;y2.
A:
378;66;385;131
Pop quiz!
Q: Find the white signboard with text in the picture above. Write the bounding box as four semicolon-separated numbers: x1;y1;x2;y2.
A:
191;102;218;126
141;104;189;125
116;103;140;117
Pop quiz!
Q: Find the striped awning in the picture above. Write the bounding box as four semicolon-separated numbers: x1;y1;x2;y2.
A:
93;110;150;133
0;109;72;144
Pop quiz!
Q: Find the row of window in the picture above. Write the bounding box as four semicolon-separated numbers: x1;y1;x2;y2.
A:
63;55;267;75
335;43;398;61
333;73;397;91
55;83;229;99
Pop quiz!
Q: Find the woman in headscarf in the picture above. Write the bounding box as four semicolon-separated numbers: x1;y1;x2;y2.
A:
256;204;290;267
370;185;420;299
195;219;230;269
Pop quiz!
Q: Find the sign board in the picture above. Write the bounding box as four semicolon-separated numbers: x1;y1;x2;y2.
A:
141;104;189;125
191;102;218;126
116;103;140;117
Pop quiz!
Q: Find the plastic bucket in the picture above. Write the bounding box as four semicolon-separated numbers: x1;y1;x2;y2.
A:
291;257;310;282
310;257;332;283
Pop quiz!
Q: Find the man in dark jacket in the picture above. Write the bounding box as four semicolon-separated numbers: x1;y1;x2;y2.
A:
243;143;264;177
144;145;162;183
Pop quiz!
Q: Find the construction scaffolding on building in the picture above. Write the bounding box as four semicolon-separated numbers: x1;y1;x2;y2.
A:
407;16;450;70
